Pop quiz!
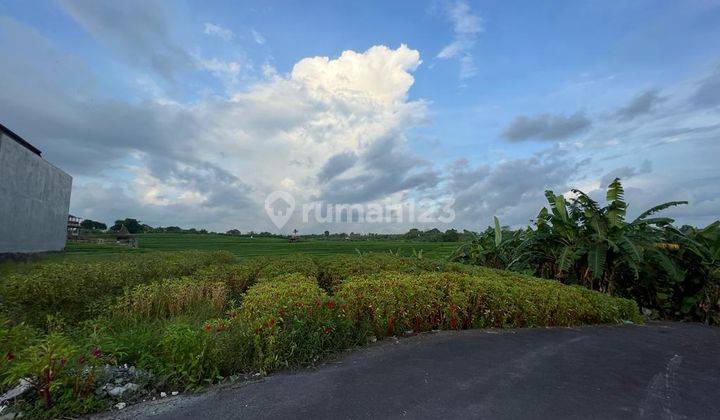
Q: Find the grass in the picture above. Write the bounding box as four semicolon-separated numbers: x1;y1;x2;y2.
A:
0;248;642;418
1;234;457;276
61;234;458;258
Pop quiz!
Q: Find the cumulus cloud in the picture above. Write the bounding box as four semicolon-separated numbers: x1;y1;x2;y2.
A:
502;112;591;142
436;1;482;79
0;17;431;230
615;89;665;121
203;22;234;41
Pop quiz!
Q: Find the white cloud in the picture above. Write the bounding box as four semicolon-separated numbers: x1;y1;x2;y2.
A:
198;57;247;85
203;22;234;41
251;29;266;44
436;1;482;80
8;36;430;230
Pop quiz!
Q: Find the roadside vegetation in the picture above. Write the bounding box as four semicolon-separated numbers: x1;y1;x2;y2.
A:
0;252;639;417
451;179;720;324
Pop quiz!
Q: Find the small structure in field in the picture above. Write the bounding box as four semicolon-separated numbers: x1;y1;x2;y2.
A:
113;225;139;248
289;229;300;242
67;214;82;237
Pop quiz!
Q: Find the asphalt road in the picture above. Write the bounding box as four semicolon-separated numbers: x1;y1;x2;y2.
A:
104;322;720;420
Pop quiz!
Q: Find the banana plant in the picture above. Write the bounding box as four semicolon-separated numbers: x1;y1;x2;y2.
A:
450;216;523;270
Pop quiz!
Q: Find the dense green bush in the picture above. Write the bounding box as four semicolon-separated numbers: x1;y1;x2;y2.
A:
238;274;355;371
451;179;720;323
256;254;320;280
191;263;258;298
315;253;449;293
0;252;643;417
337;272;641;337
0;251;234;326
115;278;228;319
1;328;112;418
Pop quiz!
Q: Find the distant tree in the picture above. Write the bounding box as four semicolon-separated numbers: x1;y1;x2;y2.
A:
443;229;460;242
80;219;107;231
110;218;143;234
324;230;330;237
227;229;241;235
405;228;420;239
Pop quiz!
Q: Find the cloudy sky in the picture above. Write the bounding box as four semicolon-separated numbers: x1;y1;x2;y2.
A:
1;0;719;233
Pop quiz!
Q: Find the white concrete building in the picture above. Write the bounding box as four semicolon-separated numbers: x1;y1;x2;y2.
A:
0;124;72;255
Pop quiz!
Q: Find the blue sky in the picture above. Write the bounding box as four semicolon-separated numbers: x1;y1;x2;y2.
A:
1;1;719;232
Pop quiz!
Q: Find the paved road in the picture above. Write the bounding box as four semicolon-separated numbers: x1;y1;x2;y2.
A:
106;322;720;420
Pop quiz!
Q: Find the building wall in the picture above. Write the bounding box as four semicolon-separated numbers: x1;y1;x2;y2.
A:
0;134;72;253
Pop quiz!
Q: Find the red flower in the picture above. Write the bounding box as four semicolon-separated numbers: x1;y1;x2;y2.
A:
6;352;14;361
203;323;213;332
450;318;457;329
91;347;102;358
325;300;335;309
78;356;87;364
323;326;332;334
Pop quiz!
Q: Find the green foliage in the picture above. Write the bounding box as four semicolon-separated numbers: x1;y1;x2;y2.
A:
115;278;228;320
156;322;218;387
451;178;720;323
0;252;645;417
2;332;77;409
336;272;640;336
191;263;258;298
237;274;355;371
109;218;144;234
80;219;107;231
0;316;41;382
0;251;234;327
256;254;320;280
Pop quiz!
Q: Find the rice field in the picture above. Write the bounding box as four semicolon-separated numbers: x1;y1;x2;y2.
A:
62;233;460;259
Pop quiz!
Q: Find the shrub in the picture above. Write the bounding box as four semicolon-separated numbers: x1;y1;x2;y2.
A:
256;255;320;280
192;263;257;298
115;278;228;319
0;251;233;327
156;322;218;387
336;271;642;337
335;272;446;336
315;253;444;293
237;274;355;371
2;332;77;409
0;316;40;383
0;252;645;418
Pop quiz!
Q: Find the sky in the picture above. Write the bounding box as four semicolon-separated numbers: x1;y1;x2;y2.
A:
1;0;719;233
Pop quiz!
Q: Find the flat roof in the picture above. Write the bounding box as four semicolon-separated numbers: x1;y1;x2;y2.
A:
0;123;42;156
